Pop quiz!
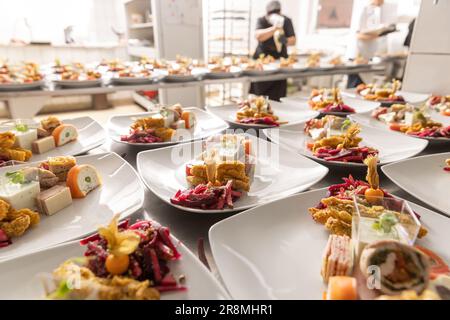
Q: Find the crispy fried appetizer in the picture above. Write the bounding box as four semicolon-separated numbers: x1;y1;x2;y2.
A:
41;116;62;134
51;261;160;300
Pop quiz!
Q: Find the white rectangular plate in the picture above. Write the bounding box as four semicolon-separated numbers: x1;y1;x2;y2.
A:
281;95;380;116
342;89;430;105
350;113;450;144
210;188;450;299
0;235;229;299
107;107;229;148
263;122;428;167
29;116;106;162
382;152;450;215
0;152;145;261
136;136;329;213
206;100;319;129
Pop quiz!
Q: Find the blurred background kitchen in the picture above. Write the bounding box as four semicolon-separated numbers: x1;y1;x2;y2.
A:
0;0;433;121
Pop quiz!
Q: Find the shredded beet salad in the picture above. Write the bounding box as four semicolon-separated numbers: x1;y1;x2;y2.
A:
0;229;11;248
322;103;355;113
237;117;279;126
313;147;378;163
316;175;420;218
121;129;163;144
171;180;242;210
79;219;185;293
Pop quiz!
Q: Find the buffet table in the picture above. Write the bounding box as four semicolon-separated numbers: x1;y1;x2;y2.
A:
88;134;449;286
0;64;385;119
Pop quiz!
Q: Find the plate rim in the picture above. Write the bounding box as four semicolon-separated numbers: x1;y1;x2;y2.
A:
381;151;450;216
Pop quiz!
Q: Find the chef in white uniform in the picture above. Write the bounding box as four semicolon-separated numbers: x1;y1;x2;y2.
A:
347;0;396;87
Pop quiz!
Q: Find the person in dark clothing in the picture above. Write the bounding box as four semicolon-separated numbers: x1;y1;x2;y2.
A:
249;0;296;101
403;18;415;47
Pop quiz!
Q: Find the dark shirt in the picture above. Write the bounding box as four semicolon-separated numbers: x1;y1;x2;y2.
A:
253;15;295;59
404;18;415;47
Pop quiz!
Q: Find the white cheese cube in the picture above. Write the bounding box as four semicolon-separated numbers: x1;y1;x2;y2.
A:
0;178;40;210
378;112;396;124
32;136;56;154
173;120;186;129
403;112;414;126
12;129;38;150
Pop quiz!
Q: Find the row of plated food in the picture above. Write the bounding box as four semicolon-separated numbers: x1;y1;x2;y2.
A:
0;53;376;91
0;78;449;300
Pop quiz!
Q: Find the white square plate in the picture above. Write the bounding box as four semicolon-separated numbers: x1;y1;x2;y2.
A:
382;152;450;215
0;234;229;299
350;113;450;144
263;122;429;167
136;136;329;213
342;89;430;105
0;152;145;261
107;107;229;148
281;95;380;116
210;188;450;299
206;100;319;129
1;116;106;162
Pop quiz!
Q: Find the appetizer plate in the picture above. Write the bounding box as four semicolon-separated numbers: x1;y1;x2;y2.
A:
279;64;308;74
205;67;242;79
53;79;102;88
110;76;155;85
205;100;319;129
242;64;279;76
349;113;450;144
0;236;229;299
0;152;145;261
0;116;106;162
107;107;229;147
209;188;450;299
0;81;44;91
160;68;208;82
382;152;450;215
280;95;381;116
263;122;429;167
342;89;430;105
136;137;329;213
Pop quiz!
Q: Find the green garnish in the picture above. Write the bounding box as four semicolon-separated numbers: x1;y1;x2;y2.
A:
6;171;26;184
85;176;91;183
341;119;352;132
372;212;399;233
14;123;29;132
159;108;168;117
65;132;70;138
47;280;71;300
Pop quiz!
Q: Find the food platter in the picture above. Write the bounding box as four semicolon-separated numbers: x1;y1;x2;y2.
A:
107;107;228;147
210;188;450;299
206;100;319;129
0;230;229;299
136;136;328;213
0;152;145;261
263;122;428;167
281;95;381;116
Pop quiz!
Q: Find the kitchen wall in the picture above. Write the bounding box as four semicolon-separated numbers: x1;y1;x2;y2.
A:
0;0;126;46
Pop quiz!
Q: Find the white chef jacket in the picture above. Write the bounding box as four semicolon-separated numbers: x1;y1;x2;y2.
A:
348;3;396;60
